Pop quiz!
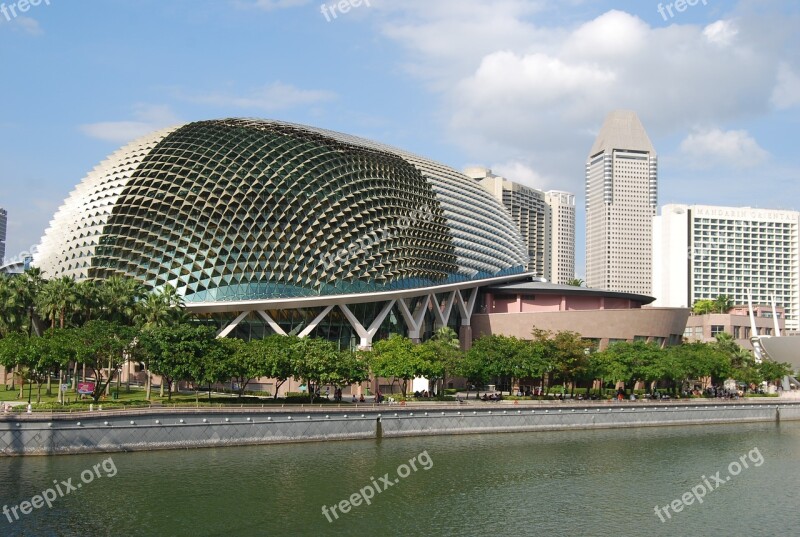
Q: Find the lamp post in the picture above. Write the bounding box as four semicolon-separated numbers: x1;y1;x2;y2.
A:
27;370;33;405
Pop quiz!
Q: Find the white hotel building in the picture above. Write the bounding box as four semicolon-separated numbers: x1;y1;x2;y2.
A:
652;204;800;330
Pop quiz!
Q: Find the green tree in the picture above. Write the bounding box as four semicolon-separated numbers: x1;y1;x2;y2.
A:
713;295;734;314
546;330;590;395
659;345;690;395
291;337;343;403
0;270;43;337
458;344;492;398
591;341;664;394
712;333;760;386
365;334;436;395
758;360;793;385
327;350;370;394
252;335;297;399
590;344;631;394
219;338;266;397
35;276;78;329
183;336;227;404
99;276;146;325
136;284;186;328
693;296;734;315
692;299;716;315
138;324;217;400
0;332;35;400
135;284;187;398
73;280;101;326
422;327;463;395
465;335;527;393
676;341;732;385
71;321;136;402
566;278;584;287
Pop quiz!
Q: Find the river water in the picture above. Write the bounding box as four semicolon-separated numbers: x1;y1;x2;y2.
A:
1;421;798;536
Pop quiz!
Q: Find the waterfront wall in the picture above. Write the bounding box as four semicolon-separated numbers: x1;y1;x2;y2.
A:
2;402;799;456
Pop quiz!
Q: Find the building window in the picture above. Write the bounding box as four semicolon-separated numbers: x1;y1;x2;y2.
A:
710;325;725;337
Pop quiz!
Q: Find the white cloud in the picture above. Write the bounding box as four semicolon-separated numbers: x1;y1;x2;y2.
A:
369;4;794;195
181;82;336;112
772;62;800;109
14;16;42;36
0;16;43;35
703;20;738;46
79;105;181;143
490;161;556;191
679;128;769;168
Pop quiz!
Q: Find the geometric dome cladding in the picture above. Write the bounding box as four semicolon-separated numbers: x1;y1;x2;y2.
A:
35;119;528;303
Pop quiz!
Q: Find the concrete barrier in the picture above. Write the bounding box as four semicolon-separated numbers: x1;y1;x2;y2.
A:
2;401;798;456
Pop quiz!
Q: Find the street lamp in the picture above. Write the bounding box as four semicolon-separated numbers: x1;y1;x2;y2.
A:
27;370;33;404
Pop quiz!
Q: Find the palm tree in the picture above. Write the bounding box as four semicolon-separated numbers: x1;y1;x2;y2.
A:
19;268;45;336
35;277;77;329
134;284;186;398
74;280;101;325
432;326;460;348
566;278;585;287
136;284;186;327
713;295;733;314
0;276;15;336
99;276;146;325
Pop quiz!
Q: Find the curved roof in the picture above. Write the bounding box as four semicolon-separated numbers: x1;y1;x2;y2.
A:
35;119;528;303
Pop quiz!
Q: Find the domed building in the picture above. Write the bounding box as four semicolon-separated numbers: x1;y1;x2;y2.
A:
35;119;530;347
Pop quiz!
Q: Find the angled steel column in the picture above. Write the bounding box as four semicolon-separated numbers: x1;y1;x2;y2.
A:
217;311;250;338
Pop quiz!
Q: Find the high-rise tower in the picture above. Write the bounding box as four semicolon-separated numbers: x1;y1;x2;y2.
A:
585;111;657;293
468;168;576;284
545;191;576;285
467;167;549;278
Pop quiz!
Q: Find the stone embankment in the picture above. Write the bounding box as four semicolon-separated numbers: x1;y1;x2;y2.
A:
2;399;798;456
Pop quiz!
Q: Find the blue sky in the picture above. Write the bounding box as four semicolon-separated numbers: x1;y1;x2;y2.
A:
1;0;799;277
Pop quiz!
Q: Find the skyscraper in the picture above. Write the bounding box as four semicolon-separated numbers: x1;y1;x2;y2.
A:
653;204;800;331
468;167;576;283
545;191;576;285
468;167;548;278
0;208;6;264
586;110;657;294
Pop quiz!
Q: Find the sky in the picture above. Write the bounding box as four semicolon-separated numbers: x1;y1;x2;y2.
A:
1;0;799;277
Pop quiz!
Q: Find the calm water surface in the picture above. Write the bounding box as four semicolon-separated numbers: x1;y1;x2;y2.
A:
1;422;798;536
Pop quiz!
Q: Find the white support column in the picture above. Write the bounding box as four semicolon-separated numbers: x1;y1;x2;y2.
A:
397;295;429;342
256;310;287;336
431;291;457;329
338;300;397;349
367;300;396;338
338;304;370;349
297;305;335;339
216;311;249;339
455;286;480;326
